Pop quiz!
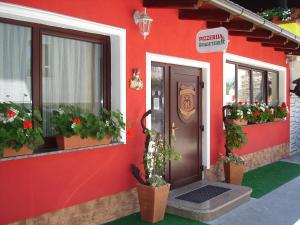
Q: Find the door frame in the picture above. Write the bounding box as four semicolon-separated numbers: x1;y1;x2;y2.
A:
146;52;211;169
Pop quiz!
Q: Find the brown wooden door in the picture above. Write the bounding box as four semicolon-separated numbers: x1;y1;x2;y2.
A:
168;65;202;189
151;63;202;189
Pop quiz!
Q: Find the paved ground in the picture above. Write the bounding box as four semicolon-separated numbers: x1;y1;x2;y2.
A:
209;152;300;225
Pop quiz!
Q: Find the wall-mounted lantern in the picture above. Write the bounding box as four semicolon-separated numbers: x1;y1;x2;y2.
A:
133;8;153;39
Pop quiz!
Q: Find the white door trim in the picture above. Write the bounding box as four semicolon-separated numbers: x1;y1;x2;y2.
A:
146;52;211;169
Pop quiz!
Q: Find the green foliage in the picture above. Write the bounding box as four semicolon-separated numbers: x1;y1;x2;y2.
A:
0;102;44;157
258;7;295;22
51;105;125;142
144;129;181;187
273;102;288;119
225;124;247;154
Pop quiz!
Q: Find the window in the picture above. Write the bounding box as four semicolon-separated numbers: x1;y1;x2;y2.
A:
0;18;110;148
225;61;279;105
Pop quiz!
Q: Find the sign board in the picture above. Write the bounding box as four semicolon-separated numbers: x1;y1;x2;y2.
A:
196;27;228;53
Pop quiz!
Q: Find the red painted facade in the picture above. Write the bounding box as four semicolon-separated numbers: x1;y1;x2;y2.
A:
0;1;290;224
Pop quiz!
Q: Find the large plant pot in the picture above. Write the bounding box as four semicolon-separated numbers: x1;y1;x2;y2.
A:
225;118;248;126
3;146;33;158
224;162;245;185
137;183;170;223
56;135;112;150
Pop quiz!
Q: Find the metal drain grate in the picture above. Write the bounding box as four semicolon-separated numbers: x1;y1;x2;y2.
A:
176;185;231;204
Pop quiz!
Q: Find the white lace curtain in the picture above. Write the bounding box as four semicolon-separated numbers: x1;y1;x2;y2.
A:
42;35;103;136
0;23;32;105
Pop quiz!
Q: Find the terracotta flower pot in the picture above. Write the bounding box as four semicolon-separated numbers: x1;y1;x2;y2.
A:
225;118;248;126
137;183;170;223
274;118;285;122
224;161;245;185
56;135;112;150
3;146;33;158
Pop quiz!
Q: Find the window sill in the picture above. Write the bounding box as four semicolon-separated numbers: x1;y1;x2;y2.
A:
0;142;125;162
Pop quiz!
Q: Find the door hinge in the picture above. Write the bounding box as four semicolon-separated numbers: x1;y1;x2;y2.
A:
200;125;204;132
200;165;205;171
199;81;204;89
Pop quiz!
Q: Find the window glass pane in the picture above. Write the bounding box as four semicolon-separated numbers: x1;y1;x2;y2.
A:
225;63;236;105
237;68;250;103
252;71;265;103
151;66;164;134
42;35;103;137
0;23;32;107
268;71;279;106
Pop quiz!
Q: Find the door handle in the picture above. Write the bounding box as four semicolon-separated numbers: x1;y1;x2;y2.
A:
172;122;178;137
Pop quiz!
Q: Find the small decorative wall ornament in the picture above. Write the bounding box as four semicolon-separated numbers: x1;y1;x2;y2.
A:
130;69;143;90
178;83;196;122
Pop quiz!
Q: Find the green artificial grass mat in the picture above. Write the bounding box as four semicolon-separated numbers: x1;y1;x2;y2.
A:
105;213;208;225
242;161;300;198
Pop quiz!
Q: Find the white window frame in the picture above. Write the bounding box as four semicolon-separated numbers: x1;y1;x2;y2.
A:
0;2;127;142
223;53;287;107
146;53;211;169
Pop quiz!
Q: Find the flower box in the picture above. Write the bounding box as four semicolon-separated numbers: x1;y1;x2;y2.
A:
274;118;285;122
225;118;248;126
3;146;33;158
56;135;112;150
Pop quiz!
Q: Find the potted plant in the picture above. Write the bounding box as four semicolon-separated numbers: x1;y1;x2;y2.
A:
273;102;289;122
51;105;125;150
0;102;44;158
223;124;247;185
258;7;298;23
224;102;248;126
131;110;181;223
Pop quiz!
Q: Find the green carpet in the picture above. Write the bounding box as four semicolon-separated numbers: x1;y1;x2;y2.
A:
242;161;300;198
105;213;208;225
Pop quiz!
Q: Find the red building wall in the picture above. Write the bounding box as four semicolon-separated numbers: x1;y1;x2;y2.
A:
0;0;289;224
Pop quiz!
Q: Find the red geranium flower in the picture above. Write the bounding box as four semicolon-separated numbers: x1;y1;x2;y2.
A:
23;120;32;129
280;107;286;111
238;101;243;105
254;111;260;116
6;108;17;117
126;129;135;138
266;108;269;112
73;118;81;124
282;102;287;107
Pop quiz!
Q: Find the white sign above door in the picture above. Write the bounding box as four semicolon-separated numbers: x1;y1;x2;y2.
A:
196;27;229;53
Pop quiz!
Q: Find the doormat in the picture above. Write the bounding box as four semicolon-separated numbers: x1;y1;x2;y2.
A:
175;185;231;204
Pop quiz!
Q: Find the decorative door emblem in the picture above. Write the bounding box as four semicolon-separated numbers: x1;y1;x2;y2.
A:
178;84;196;122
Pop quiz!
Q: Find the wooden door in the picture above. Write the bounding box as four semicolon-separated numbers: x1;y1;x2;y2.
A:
151;63;202;189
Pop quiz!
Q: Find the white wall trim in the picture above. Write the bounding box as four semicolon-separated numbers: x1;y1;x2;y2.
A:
223;53;287;106
146;52;211;169
0;2;127;142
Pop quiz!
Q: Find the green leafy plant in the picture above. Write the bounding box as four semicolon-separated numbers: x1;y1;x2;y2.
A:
51;105;125;142
0;102;44;157
224;124;247;165
131;111;181;187
273;102;288;119
258;7;296;22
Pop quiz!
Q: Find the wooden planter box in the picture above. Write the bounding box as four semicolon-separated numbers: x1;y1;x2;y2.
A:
225;119;248;126
56;135;112;150
274;118;285;122
224;162;245;185
3;146;33;158
137;183;170;223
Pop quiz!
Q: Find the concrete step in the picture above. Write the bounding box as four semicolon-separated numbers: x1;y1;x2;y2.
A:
166;181;252;221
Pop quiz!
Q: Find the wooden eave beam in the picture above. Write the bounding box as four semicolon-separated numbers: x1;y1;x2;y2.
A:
275;47;300;52
229;29;273;38
179;9;231;22
247;36;288;44
143;0;201;9
262;42;299;49
207;20;255;32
